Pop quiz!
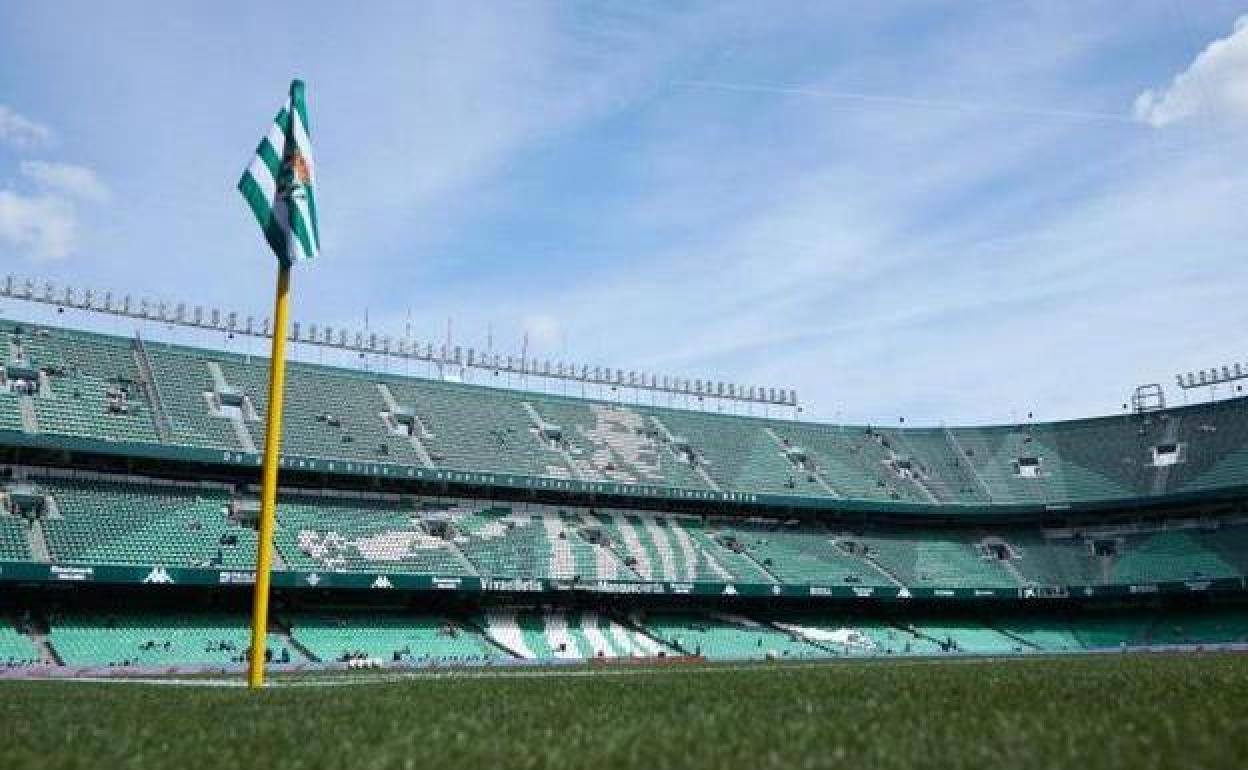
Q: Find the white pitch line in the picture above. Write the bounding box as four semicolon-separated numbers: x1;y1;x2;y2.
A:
1;654;1077;688
16;677;248;687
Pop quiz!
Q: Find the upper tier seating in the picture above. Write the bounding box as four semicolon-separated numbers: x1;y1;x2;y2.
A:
143;344;243;449
0;393;24;433
944;426;1049;505
663;410;830;498
771;423;919;501
8;325;159;444
5;318;1248;508
222;360;428;463
877;428;991;504
526;399;711;489
386;378;570;477
1168;401;1248;494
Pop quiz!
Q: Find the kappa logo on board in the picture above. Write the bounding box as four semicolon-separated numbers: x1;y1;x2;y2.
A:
142;566;174;584
371;576;394;589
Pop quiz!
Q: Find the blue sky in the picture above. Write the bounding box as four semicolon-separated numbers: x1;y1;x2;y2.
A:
2;2;1247;425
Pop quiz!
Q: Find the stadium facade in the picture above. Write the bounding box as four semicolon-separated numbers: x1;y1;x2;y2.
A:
2;315;1247;671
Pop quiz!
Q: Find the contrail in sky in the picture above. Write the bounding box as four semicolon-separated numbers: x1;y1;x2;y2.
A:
672;79;1136;124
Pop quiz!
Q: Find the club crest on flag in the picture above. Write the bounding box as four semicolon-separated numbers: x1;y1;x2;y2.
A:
280;151;311;201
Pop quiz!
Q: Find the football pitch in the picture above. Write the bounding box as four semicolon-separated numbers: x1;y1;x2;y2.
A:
4;654;1246;770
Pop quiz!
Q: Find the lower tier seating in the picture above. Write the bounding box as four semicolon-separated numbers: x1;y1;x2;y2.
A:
477;608;666;659
0;604;1240;669
284;612;500;665
639;612;826;661
46;611;298;667
0;622;39;666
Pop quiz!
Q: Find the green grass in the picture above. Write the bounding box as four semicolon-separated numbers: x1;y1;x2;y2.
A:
4;655;1247;770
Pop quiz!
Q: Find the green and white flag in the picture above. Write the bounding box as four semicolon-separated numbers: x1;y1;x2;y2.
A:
238;79;320;265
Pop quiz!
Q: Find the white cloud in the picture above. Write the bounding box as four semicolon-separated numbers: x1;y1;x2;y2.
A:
0;163;108;261
0;190;77;261
1134;16;1248;127
0;105;51;149
0;159;109;260
19;161;110;202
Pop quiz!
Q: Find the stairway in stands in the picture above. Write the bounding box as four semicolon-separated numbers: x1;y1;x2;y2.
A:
519;402;583;480
376;384;437;468
650;416;722;492
763;426;841;497
131;331;173;443
17;395;37;434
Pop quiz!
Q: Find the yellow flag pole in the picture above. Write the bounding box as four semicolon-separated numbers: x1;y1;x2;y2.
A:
247;261;292;689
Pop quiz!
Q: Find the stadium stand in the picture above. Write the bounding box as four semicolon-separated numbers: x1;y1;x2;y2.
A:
0;392;24;434
275;495;475;575
3;316;1248;674
0;602;1241;669
991;618;1084;652
717;522;893;587
46;611;297;667
639;611;828;660
0;621;40;667
386;378;572;477
477;608;666;659
2;468;1248;594
456;507;586;580
284;612;499;664
6;323;161;444
1067;614;1156;649
1146;606;1248;645
525;399;677;485
903;618;1026;654
858;531;1022;589
587;510;765;582
0;514;32;561
143;343;245;450
33;475;249;567
5;318;1248;509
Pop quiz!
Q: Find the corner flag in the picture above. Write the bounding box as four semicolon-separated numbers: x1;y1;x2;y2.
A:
239;79;319;689
239;79;320;264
